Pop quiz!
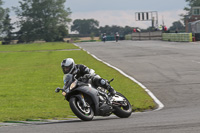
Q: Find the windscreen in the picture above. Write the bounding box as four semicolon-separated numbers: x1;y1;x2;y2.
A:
63;74;74;88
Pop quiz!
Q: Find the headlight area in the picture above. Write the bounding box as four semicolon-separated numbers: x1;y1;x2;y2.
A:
70;81;77;90
62;81;77;97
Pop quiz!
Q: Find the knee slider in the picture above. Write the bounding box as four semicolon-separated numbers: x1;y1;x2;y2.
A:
100;79;106;85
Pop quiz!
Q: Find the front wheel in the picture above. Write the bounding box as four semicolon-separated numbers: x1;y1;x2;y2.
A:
69;97;94;121
113;92;132;118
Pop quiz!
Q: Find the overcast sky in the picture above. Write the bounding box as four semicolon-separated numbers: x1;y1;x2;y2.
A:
3;0;188;29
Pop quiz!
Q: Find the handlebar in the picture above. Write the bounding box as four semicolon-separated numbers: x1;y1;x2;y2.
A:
55;87;64;93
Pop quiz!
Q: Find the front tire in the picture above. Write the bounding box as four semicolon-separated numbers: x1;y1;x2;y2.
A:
113;92;132;118
69;97;94;121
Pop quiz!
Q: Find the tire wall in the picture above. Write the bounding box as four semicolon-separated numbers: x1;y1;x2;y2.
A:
162;33;193;42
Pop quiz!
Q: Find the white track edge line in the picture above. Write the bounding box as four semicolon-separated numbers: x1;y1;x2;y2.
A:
74;43;164;111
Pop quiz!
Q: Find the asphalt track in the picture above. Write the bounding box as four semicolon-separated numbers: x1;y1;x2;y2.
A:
1;40;200;133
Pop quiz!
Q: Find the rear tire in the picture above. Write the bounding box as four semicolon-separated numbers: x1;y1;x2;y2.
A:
113;92;132;118
69;97;94;121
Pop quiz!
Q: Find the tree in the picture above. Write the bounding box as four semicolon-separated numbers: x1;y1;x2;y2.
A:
168;21;185;32
71;19;99;35
0;0;9;39
2;13;15;42
99;25;110;35
99;25;123;35
108;25;123;35
14;0;71;42
182;0;200;20
0;0;4;32
185;0;200;9
99;25;134;36
123;26;135;35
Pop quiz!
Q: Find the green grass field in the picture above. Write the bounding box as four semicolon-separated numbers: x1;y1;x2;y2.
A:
0;42;155;122
0;42;78;52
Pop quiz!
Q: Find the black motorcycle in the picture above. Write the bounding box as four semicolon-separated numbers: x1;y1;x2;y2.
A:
55;74;132;121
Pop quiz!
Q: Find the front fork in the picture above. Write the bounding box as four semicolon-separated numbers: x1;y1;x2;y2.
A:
74;94;87;108
55;87;87;108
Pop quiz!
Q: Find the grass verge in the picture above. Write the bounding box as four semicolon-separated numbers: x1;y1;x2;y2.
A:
0;42;78;52
0;42;155;122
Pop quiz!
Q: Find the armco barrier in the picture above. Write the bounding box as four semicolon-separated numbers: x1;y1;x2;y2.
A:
162;33;192;42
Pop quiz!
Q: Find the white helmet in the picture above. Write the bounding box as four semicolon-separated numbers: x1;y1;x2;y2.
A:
61;58;75;74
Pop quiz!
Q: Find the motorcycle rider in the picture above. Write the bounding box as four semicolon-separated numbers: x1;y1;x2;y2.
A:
102;33;106;43
61;58;116;96
115;32;119;42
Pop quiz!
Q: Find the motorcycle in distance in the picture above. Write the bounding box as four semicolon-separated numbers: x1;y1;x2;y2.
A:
55;74;132;121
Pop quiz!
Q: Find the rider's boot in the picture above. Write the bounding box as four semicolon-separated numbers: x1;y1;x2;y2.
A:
108;86;116;96
100;79;116;96
92;75;116;96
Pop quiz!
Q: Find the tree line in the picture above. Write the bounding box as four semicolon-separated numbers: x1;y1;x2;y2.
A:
71;19;140;37
0;0;199;44
0;0;71;43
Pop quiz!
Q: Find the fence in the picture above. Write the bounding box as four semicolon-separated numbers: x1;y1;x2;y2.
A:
131;31;162;40
195;33;200;41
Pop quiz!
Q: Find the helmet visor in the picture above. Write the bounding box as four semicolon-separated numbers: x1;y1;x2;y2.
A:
62;63;73;74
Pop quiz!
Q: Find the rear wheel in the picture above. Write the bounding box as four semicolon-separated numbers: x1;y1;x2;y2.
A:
69;97;94;121
113;92;132;118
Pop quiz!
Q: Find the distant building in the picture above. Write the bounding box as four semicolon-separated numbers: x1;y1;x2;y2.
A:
188;20;200;33
185;7;200;32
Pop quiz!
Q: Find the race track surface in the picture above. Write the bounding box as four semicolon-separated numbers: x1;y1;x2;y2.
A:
1;40;200;133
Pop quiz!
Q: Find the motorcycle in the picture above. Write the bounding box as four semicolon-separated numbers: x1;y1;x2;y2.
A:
55;74;132;121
